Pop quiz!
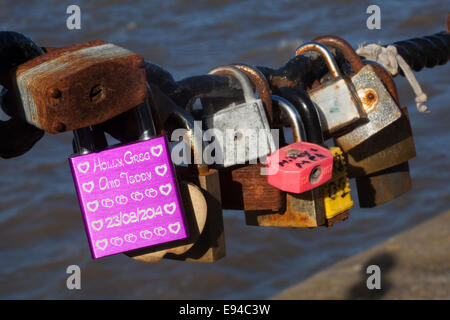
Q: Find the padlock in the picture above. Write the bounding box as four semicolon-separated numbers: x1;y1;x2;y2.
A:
293;42;366;136
69;93;195;259
313;36;415;176
202;66;276;168
247;87;339;228
208;64;285;212
353;62;413;207
278;86;353;226
5;40;147;133
159;107;226;262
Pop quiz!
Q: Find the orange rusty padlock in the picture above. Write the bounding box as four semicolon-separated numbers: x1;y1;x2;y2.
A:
6;40;147;133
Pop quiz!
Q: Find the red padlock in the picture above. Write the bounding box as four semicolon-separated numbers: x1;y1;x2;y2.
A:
266;89;333;194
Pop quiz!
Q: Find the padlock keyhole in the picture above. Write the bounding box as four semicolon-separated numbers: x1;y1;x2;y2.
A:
309;166;322;184
89;84;104;103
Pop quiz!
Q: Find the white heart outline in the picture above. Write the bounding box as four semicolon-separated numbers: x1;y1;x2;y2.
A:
91;219;103;231
154;226;167;237
101;198;114;208
144;188;158;198
155;164;168;177
159;183;172;196
164;202;177;215
82;181;94;193
124;233;137;243
87;200;99;213
130;192;144;202
77;162;90;174
110;237;123;247
168;222;181;234
139;230;153;240
115;195;128;205
151;144;163;157
96;239;108;251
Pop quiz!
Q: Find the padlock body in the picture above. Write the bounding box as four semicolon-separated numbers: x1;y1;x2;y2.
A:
14;40;147;133
69;135;188;259
202;99;275;168
321;147;353;219
309;77;364;135
267;141;333;194
335;65;402;152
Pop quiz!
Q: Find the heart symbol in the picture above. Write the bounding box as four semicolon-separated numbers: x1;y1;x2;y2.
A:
159;183;172;196
155;164;168;177
96;239;108;251
154;226;167;237
82;181;94;193
151;144;163;157
87;200;99;213
164;202;177;215
168;222;181;234
124;233;137;243
110;237;123;247
101;198;114;208
115;195;128;205
130;192;144;202
145;188;158;198
91;219;103;231
77;162;90;174
139;230;153;240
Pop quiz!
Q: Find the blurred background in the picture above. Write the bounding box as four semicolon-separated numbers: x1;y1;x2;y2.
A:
0;0;448;299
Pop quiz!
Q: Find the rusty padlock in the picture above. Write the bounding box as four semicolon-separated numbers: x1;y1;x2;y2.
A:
294;42;366;136
165;107;226;262
6;40;147;133
313;36;415;177
0;31;44;158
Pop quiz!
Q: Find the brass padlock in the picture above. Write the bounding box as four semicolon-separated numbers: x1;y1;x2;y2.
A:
314;36;415;177
294;42;366;136
131;97;225;262
354;62;413;208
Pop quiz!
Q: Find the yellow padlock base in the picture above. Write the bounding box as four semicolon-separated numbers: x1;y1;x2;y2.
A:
322;147;354;219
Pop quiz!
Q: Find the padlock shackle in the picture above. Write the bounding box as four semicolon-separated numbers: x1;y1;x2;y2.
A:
313;35;365;74
134;83;156;141
277;87;325;146
73;127;96;155
231;63;274;125
209;66;255;104
272;95;305;143
294;42;342;79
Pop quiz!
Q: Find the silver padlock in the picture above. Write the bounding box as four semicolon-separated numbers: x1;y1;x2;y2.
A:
294;42;366;136
202;66;276;168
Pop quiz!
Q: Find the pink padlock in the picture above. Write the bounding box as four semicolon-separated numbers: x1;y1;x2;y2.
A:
266;91;333;194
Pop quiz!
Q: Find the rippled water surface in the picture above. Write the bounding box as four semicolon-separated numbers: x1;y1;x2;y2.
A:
0;0;449;299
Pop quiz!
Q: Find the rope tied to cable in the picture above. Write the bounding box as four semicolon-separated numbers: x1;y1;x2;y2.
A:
356;43;430;113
